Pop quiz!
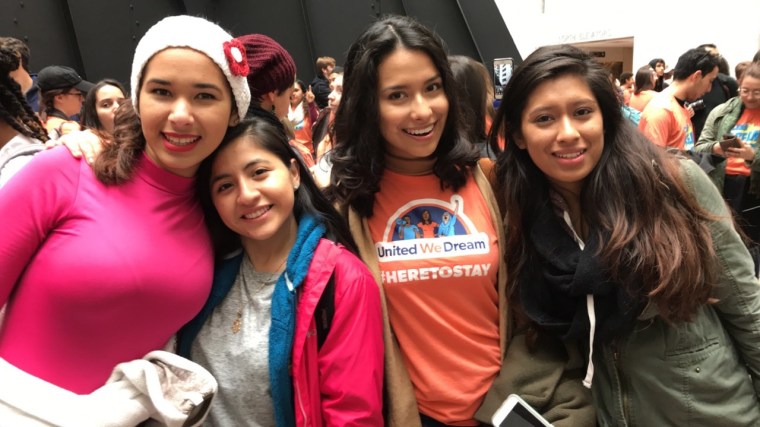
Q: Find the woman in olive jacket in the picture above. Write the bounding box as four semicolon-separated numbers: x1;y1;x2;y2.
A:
491;44;760;426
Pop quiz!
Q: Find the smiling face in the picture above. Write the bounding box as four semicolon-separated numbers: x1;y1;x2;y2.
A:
740;75;760;110
210;135;300;252
95;84;126;132
138;48;236;177
290;82;304;106
377;48;448;159
516;74;604;196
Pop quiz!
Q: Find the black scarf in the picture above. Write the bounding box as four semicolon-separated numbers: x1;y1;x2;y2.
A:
519;200;645;343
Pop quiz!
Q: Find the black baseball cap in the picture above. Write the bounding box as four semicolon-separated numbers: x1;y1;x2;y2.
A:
37;65;94;93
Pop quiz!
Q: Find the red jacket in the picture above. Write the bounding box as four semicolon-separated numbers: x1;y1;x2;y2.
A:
292;239;384;426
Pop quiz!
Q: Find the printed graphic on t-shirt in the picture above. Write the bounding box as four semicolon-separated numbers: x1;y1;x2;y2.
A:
725;110;760;176
376;194;490;264
730;122;760;148
368;174;501;422
684;123;695;150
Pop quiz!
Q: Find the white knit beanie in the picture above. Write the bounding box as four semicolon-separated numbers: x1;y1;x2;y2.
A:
130;15;251;121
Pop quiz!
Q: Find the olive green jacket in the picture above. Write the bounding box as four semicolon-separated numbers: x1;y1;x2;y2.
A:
693;96;760;193
591;159;760;426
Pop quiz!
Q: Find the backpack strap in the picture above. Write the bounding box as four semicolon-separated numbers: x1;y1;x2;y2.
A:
315;271;335;350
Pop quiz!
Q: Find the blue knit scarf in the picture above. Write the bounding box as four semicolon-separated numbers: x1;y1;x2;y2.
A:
270;213;325;427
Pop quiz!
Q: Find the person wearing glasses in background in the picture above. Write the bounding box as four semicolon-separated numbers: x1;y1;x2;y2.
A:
695;61;760;274
36;65;93;140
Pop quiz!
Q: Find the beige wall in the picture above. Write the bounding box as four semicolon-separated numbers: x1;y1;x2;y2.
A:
495;0;760;79
573;45;635;78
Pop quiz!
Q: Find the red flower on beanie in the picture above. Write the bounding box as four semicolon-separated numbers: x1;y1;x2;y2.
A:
224;39;249;77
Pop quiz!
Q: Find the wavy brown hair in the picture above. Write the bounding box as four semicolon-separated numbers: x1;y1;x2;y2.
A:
92;99;144;184
491;44;718;323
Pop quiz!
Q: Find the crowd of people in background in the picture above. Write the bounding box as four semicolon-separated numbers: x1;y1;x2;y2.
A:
1;12;760;427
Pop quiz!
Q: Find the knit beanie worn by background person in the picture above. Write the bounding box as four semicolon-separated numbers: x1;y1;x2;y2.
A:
236;34;297;102
130;15;251;122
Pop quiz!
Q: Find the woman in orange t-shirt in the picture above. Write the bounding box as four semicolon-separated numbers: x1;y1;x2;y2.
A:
289;80;318;155
328;15;593;427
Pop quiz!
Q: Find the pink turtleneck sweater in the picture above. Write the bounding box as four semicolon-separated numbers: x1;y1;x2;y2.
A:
0;148;212;394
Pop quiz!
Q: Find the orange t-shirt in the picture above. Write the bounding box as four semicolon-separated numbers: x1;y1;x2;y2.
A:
639;89;695;150
725;108;760;176
292;114;313;155
368;170;501;426
288;139;315;168
416;220;438;238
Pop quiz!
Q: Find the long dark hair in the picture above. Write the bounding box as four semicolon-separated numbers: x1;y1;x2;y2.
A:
448;55;495;149
633;65;655;95
0;47;47;143
92;99;145;184
491;44;718;322
80;79;126;131
329;15;479;218
197;114;359;259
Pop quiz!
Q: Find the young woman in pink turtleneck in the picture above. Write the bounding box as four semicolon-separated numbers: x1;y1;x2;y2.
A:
0;15;250;394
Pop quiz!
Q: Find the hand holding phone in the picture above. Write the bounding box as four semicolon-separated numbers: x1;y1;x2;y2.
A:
491;394;554;427
719;134;741;152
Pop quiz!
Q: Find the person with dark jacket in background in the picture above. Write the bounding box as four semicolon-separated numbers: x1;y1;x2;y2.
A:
310;56;335;110
691;44;739;140
649;57;669;92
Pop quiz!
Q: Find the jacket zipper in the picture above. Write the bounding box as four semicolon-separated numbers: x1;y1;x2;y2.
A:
294;381;308;425
612;341;631;425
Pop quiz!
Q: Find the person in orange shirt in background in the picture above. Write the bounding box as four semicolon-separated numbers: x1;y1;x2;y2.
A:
288;80;318;156
639;48;720;150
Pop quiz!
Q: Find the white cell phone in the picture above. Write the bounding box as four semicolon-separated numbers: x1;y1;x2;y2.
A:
493;57;514;100
491;394;554;427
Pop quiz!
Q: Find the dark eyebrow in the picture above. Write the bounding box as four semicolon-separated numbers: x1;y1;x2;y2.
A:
209;159;268;186
144;79;223;93
145;78;170;86
194;83;224;92
380;74;442;93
